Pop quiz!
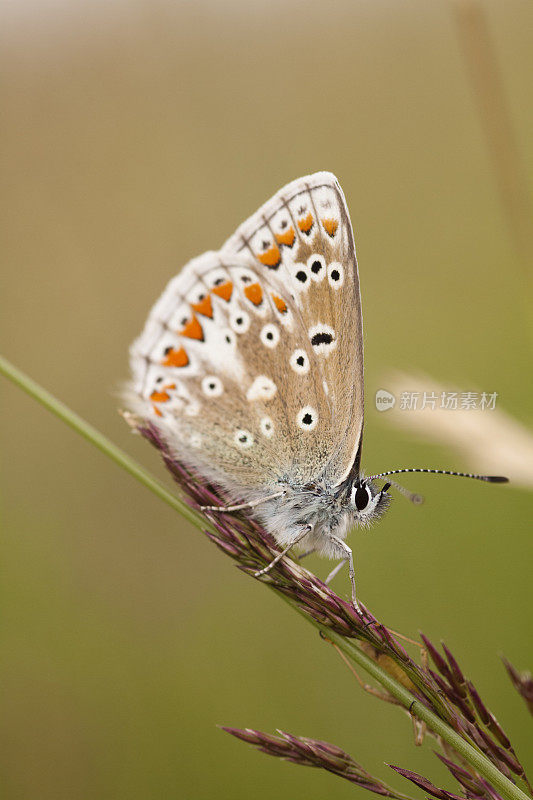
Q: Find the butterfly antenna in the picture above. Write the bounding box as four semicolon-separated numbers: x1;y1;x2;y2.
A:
368;467;509;485
380;478;424;505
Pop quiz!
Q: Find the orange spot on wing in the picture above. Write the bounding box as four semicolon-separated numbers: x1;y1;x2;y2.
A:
192;294;213;318
162;347;189;368
258;244;281;268
153;405;163;417
211;281;233;301
298;212;314;234
322;217;338;237
150;389;171;403
244;282;263;305
179;314;204;340
271;293;288;314
275;227;295;247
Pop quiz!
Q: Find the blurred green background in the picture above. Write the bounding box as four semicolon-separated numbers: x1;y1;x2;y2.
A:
1;1;532;798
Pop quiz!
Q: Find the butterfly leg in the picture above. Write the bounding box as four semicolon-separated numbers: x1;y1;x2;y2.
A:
200;491;285;513
324;558;348;585
329;535;361;613
325;638;427;746
254;526;312;578
297;547;316;561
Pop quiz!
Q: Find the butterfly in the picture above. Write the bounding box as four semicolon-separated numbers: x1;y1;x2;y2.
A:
125;172;507;610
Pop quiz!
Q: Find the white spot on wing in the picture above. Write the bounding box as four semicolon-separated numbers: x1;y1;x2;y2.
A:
260;324;280;349
205;266;231;288
307;254;326;282
185;282;210;305
327;262;344;289
289;349;310;375
234;429;254;448
202;376;223;397
296;405;318;431
308;323;337;357
260;417;274;438
246;376;277;402
230;309;251;334
291;263;310;291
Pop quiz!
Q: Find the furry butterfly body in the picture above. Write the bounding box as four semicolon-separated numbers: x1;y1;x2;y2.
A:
125;171;506;608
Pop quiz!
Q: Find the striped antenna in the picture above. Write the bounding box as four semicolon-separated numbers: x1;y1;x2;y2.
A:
368;467;509;484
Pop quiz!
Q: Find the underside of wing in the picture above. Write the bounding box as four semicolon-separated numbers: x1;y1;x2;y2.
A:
126;250;338;495
222;171;365;485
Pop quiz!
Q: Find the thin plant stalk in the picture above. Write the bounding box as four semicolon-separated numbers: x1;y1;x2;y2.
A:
298;623;530;800
451;0;533;339
0;354;201;529
0;353;529;800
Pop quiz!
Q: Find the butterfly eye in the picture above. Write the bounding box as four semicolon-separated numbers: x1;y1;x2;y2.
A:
352;484;372;512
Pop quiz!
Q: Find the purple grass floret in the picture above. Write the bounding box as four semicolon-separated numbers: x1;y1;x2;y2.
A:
436;753;490;795
442;642;468;696
502;658;533;716
468;680;512;749
421;636;532;794
223;728;415;799
388;764;472;800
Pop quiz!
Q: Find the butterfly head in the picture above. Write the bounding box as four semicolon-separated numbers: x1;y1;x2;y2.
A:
348;479;391;524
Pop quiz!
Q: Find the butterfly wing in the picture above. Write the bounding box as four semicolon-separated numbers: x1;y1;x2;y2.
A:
222;171;364;486
127;250;333;495
126;172;364;497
